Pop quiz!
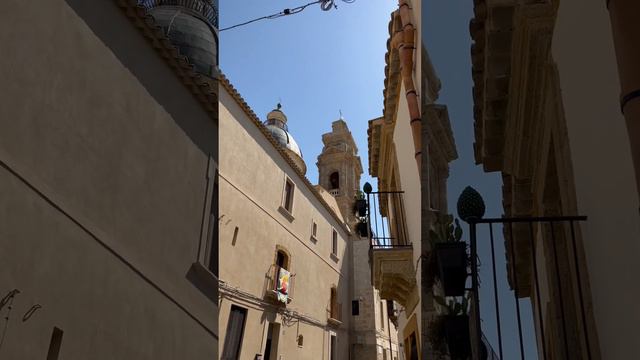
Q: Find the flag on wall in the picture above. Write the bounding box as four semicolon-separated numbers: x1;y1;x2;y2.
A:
277;267;290;303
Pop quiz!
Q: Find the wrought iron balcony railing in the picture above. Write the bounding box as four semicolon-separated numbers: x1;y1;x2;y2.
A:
365;191;410;249
140;0;218;28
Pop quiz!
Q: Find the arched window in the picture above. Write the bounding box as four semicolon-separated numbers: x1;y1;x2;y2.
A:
329;172;340;190
276;249;290;270
272;247;293;302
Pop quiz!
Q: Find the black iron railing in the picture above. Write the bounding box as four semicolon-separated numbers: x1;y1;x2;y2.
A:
365;191;411;249
467;216;592;360
481;332;501;360
140;0;218;28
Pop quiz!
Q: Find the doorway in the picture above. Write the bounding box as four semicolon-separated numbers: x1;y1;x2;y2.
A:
329;333;337;360
409;333;418;360
264;323;280;360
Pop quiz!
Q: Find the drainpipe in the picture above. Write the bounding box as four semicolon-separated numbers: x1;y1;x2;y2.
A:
390;0;422;176
607;0;640;208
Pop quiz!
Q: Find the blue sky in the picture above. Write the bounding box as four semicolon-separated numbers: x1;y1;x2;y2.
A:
220;0;396;189
423;1;538;358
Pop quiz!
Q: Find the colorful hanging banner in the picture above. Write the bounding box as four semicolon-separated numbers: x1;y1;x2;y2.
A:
276;267;290;303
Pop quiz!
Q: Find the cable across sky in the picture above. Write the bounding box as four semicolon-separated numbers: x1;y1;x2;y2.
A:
219;0;356;32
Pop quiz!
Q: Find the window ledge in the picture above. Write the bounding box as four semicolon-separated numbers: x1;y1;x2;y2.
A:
310;235;318;243
330;253;339;263
187;262;218;303
328;317;343;326
278;206;295;222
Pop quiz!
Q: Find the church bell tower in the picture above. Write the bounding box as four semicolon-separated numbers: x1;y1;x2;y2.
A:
317;116;363;228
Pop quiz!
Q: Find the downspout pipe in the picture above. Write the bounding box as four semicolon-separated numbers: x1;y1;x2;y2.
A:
390;0;422;177
607;0;640;208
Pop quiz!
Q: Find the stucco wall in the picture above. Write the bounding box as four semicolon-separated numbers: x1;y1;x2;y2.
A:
393;81;422;348
0;0;218;358
552;1;640;358
218;85;351;359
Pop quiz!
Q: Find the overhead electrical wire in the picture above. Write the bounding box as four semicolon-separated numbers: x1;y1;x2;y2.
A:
219;0;357;32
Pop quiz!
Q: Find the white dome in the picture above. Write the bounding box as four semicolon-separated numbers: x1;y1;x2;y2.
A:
264;105;307;174
264;124;303;159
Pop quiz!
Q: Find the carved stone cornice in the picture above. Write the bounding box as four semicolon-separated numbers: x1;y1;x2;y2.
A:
503;5;555;179
470;0;556;174
422;45;441;103
371;247;416;309
501;173;535;296
367;117;384;177
424;104;458;165
383;12;403;128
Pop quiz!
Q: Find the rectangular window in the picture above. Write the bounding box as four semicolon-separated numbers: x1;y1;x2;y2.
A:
284;179;294;212
312;221;317;238
352;300;359;316
380;301;385;330
222;306;247;360
409;332;418;360
332;229;338;255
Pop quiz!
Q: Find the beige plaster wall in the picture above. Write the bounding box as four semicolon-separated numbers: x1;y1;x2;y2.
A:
552;1;640;357
0;0;218;358
218;86;351;359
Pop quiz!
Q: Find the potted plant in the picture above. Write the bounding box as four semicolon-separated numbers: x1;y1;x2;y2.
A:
353;191;367;217
355;220;368;237
430;295;471;360
430;214;468;296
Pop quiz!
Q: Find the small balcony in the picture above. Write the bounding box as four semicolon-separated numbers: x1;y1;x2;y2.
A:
365;190;416;309
265;264;295;305
328;300;342;326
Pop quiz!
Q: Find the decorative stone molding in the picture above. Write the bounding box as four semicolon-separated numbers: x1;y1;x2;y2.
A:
371;247;416;308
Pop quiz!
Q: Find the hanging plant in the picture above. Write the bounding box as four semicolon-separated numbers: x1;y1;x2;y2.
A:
430;295;472;360
427;214;469;296
352;191;368;217
356;220;368;237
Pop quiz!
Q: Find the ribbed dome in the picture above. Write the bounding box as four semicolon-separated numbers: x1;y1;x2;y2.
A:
264;105;307;174
146;0;218;78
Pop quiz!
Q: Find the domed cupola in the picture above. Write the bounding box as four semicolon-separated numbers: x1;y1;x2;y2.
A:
143;0;218;79
264;104;307;175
